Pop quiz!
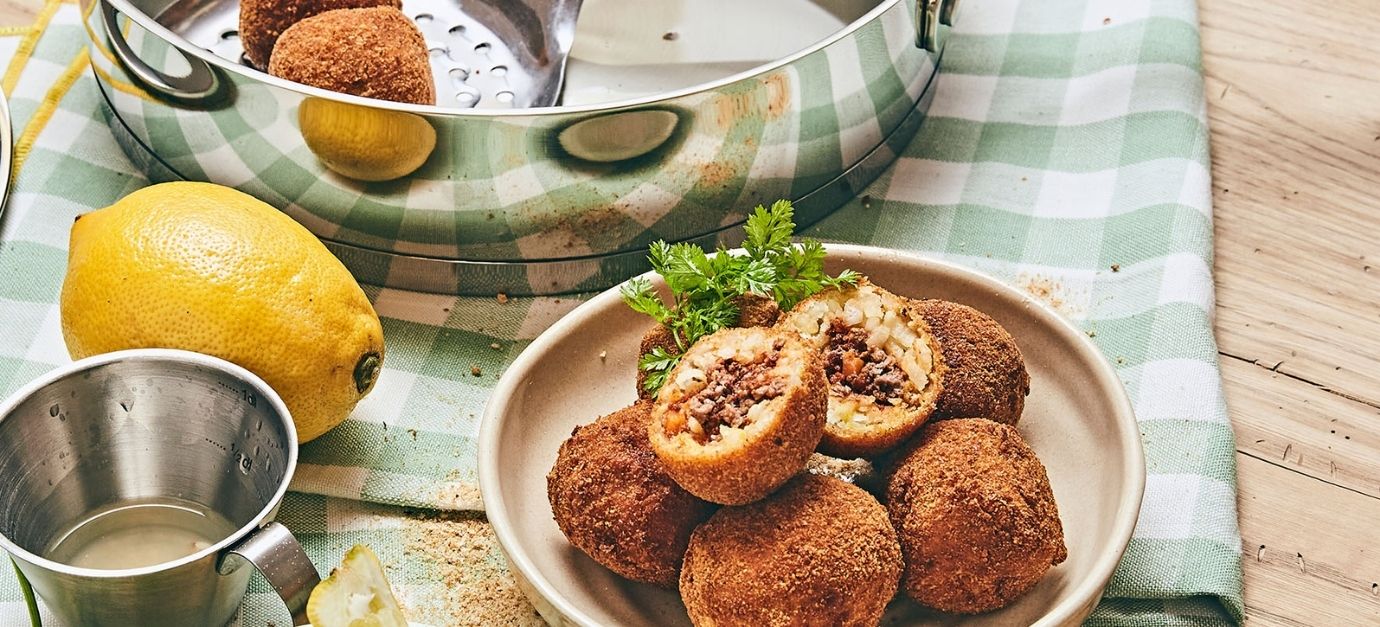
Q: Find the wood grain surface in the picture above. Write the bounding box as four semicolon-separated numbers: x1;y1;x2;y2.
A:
1202;0;1380;623
2;0;1377;623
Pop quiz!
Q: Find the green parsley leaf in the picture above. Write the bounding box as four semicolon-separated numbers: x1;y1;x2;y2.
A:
620;199;858;395
638;347;681;395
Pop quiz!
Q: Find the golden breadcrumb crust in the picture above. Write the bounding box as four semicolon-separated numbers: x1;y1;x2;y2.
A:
886;418;1066;614
239;0;399;69
913;299;1030;425
649;327;826;505
268;7;435;105
546;402;716;587
680;474;902;627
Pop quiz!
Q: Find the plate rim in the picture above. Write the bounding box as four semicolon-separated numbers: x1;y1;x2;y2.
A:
479;243;1146;627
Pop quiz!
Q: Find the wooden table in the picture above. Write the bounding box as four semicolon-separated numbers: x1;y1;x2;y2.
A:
3;0;1376;623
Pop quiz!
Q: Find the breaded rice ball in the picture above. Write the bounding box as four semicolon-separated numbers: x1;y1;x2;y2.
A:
913;299;1030;425
268;7;436;105
734;292;782;327
886;418;1066;614
650;327;825;505
680;474;902;627
635;293;781;399
239;0;399;69
546;402;716;587
779;279;946;458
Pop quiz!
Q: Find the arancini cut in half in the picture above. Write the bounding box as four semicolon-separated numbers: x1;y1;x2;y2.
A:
268;7;436;105
886;418;1066;614
779;280;945;458
649;326;826;505
635;292;782;400
913;299;1030;424
680;474;902;627
546;402;716;588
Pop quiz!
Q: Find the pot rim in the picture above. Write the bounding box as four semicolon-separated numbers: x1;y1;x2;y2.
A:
97;0;908;117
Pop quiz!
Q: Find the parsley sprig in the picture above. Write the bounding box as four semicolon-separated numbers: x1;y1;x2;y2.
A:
620;200;858;394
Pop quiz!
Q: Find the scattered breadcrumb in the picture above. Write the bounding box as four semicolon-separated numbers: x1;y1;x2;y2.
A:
490;342;501;350
1018;273;1086;319
598;350;608;360
496;292;509;304
1110;264;1120;272
471;365;482;377
401;511;543;626
662;31;678;41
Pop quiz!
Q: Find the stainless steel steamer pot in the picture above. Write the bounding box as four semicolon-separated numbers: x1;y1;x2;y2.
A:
80;0;956;295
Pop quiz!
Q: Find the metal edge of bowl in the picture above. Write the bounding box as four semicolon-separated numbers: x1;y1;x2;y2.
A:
477;243;1147;627
92;58;945;296
100;0;911;118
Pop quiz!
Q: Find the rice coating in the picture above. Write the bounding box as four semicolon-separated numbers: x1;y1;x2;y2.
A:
635;293;781;400
239;0;400;69
268;7;436;105
680;474;902;627
886;418;1066;614
779;280;945;458
913;299;1030;425
546;402;716;587
650;327;826;505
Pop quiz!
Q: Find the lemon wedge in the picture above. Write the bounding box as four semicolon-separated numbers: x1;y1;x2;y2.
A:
307;545;408;627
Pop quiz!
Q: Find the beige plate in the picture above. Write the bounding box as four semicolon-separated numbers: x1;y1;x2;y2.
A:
479;244;1145;627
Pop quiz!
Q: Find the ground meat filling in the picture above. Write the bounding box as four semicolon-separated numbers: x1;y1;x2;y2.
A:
676;347;785;444
825;321;908;405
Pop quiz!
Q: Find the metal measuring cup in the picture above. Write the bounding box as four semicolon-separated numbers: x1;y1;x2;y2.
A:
0;349;320;626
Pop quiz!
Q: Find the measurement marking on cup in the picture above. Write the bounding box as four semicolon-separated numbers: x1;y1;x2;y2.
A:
214;380;257;407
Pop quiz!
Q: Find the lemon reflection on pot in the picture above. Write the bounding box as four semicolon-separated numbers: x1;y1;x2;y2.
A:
297;97;437;182
556;109;679;164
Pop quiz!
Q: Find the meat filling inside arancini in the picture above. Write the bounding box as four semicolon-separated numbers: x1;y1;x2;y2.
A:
670;343;785;443
825;321;908;404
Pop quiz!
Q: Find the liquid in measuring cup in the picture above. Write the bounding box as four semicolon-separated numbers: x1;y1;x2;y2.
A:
43;497;238;570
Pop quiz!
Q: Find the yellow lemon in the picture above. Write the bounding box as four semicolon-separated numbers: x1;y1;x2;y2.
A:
299;97;437;182
60;182;385;442
307;545;408;627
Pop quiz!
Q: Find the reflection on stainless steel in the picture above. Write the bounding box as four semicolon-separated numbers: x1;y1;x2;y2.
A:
298;98;438;181
0;350;318;626
82;0;954;295
556;109;679;163
0;88;11;221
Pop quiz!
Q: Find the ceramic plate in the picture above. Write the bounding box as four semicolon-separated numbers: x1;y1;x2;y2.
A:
479;244;1144;627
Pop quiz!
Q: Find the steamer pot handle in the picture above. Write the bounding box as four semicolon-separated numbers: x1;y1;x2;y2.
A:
100;0;227;107
915;0;957;52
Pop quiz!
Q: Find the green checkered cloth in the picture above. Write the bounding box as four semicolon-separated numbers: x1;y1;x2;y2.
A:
0;0;1243;624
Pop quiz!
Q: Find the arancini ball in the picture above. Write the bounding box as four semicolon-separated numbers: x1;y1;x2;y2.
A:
546;402;716;587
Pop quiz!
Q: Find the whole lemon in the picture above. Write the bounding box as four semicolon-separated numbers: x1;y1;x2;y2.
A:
60;182;385;442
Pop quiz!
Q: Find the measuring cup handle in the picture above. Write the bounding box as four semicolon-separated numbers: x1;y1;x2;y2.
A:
219;522;321;626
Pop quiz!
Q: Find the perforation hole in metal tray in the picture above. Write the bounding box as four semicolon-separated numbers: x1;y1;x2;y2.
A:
176;1;537;109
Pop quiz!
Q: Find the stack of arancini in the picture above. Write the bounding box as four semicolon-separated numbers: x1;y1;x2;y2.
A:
239;0;435;105
547;278;1068;626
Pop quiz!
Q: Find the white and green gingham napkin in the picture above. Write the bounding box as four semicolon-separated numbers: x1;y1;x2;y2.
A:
0;0;1243;624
